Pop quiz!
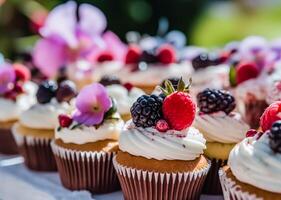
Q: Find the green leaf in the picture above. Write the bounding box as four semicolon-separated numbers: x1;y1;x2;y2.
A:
164;80;175;94
177;77;186;92
229;66;237;87
104;98;117;119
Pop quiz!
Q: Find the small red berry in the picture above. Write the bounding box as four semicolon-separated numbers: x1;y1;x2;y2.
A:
156;119;170;132
236;62;260;85
97;51;114;62
125;45;141;64
260;101;281;131
59;114;73;128
157;44;176;64
219;51;231;63
13;63;31;82
4;91;18;101
163;92;196;131
123;82;134;92
246;129;258;137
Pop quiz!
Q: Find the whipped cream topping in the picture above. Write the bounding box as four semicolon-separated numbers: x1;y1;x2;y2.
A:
117;63;193;85
193;112;249;143
55;118;124;144
119;120;206;161
0;81;37;122
266;81;281;104
19;99;72;130
229;134;281;193
93;61;123;80
106;84;145;115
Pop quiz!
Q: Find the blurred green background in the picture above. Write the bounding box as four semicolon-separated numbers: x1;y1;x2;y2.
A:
1;0;281;59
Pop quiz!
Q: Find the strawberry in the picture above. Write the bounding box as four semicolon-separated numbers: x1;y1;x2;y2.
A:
97;51;114;62
125;45;141;64
58;114;73;128
236;62;260;84
260;101;281;132
162;91;196;131
13;63;31;82
157;44;176;64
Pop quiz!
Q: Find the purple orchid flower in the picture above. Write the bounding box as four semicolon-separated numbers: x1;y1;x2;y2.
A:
0;63;16;95
73;83;112;126
33;1;107;78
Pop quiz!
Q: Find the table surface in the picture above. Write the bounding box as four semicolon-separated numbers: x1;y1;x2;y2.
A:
0;154;223;200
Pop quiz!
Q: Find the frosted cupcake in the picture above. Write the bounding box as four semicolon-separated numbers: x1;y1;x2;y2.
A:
0;63;36;154
194;88;249;194
12;80;76;171
117;44;193;94
114;79;210;200
220;120;281;199
99;75;145;121
51;83;124;193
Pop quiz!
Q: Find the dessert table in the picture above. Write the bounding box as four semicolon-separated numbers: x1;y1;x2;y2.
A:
0;155;223;200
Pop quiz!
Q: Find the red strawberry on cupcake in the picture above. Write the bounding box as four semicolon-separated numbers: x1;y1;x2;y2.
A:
260;101;281;132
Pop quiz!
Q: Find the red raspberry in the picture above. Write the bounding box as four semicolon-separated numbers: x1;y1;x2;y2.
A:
156;119;170;132
58;114;73;128
162;92;196;131
125;45;141;64
236;62;260;85
13;63;31;82
97;51;114;62
219;51;231;63
260;101;281;131
246;129;258;137
123;82;134;92
157;44;176;64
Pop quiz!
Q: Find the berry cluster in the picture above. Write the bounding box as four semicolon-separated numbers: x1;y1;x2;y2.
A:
197;88;236;114
125;44;176;67
2;64;31;101
269;121;281;153
131;78;196;131
36;80;77;104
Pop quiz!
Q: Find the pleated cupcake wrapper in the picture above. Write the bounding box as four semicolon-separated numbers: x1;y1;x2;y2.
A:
113;157;211;200
0;127;18;154
12;131;57;171
219;169;262;200
51;141;120;194
203;158;228;195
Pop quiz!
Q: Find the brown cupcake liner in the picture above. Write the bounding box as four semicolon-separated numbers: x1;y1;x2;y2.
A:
113;156;210;200
12;131;57;171
0;128;18;154
219;169;260;200
51;141;120;194
203;158;228;195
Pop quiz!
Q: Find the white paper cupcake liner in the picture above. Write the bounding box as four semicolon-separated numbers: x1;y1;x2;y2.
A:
113;156;210;200
12;129;56;171
51;141;120;194
219;169;262;200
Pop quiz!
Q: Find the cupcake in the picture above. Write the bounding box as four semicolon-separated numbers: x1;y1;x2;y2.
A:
117;44;193;94
219;118;281;199
114;79;210;200
51;83;124;193
193;88;249;194
0;63;36;154
99;75;145;121
12;80;76;171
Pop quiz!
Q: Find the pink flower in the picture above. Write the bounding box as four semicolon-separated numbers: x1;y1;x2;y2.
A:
73;83;112;126
0;63;16;95
33;1;107;78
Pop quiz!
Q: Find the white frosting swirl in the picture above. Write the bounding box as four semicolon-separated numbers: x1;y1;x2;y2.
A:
19;99;72;130
119;121;206;161
117;63;193;85
55;118;124;144
106;85;144;114
229;134;281;193
0;82;37;122
193;112;249;143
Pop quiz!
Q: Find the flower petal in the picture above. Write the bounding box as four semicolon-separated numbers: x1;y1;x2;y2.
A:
78;3;106;37
0;63;15;94
73;110;104;126
33;36;67;78
102;31;127;60
40;1;78;48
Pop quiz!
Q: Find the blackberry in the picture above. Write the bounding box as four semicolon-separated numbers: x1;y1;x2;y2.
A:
139;50;158;63
36;80;58;104
161;77;180;89
269;121;281;153
131;94;163;128
192;53;220;70
99;75;121;86
197;88;235;114
56;80;77;102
